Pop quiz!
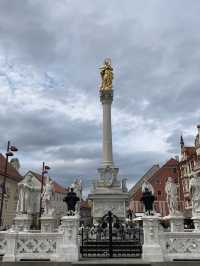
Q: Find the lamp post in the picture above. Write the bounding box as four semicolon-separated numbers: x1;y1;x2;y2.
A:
39;162;50;219
0;141;18;227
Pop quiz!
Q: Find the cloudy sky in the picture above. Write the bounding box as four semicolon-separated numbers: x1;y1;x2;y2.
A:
0;0;200;194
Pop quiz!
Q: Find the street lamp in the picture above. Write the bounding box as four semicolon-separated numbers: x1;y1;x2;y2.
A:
39;162;50;219
0;141;18;227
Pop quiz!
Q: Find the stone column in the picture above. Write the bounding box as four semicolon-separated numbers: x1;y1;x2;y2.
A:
142;216;163;262
100;89;113;167
56;215;80;262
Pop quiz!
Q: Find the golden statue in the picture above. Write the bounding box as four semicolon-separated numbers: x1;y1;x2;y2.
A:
99;58;113;91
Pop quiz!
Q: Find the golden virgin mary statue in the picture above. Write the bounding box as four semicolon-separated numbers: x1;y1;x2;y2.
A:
99;58;113;91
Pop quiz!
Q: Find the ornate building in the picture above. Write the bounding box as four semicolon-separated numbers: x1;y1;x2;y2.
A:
129;158;184;217
0;154;23;228
179;125;200;217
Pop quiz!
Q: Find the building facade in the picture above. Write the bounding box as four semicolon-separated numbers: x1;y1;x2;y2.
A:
0;154;23;228
129;158;184;217
179;125;200;217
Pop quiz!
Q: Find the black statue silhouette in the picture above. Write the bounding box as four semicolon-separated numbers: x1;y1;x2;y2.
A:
140;188;155;215
63;188;80;215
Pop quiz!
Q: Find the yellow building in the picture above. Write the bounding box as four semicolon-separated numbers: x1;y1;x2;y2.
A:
0;154;22;228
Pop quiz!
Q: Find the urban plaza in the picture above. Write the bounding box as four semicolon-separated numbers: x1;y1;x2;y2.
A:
0;1;199;265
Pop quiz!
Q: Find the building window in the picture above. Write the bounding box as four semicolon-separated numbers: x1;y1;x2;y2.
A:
158;191;161;196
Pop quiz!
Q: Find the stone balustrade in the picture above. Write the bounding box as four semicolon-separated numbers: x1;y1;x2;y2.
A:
3;231;62;261
159;231;200;261
142;215;200;262
0;215;80;262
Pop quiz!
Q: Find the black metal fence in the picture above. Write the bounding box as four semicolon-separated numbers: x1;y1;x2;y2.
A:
80;211;143;258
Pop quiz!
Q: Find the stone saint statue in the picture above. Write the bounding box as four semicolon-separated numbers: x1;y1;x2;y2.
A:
141;182;155;215
189;174;200;217
142;180;154;195
99;58;113;91
16;175;35;214
42;176;54;216
63;188;80;215
165;177;179;216
71;178;82;199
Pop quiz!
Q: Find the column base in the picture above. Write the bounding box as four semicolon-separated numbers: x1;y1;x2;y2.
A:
142;215;164;262
142;245;163;262
192;217;200;231
164;214;184;232
3;255;16;262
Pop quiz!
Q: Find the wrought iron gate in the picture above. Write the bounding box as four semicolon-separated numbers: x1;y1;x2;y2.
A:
80;211;142;258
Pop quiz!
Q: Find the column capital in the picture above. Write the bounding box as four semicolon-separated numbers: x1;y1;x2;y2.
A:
100;89;113;104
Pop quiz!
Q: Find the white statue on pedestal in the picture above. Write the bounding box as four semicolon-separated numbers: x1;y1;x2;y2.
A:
142;180;154;195
165;177;179;215
16;175;35;214
42;176;54;216
189;174;200;217
71;178;82;199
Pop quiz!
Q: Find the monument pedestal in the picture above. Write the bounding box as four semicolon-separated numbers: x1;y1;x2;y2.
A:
56;215;80;262
170;215;184;232
14;214;32;231
142;215;163;262
89;190;128;223
163;214;184;232
192;217;200;231
40;215;56;232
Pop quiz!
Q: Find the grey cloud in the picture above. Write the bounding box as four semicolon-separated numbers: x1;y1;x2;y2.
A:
0;109;100;151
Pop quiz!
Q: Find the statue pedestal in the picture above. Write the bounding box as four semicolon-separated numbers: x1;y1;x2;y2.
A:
56;215;79;262
88;190;128;223
170;215;184;232
89;166;128;223
192;217;200;231
164;214;184;232
40;215;56;232
142;215;163;262
14;214;32;231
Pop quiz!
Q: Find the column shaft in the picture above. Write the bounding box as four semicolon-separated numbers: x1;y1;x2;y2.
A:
102;101;113;166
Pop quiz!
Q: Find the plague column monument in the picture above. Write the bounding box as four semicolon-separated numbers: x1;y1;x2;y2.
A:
89;59;128;223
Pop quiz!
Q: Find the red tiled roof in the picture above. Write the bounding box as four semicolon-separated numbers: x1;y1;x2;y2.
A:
0;153;23;182
29;171;66;193
163;158;179;167
148;158;178;183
